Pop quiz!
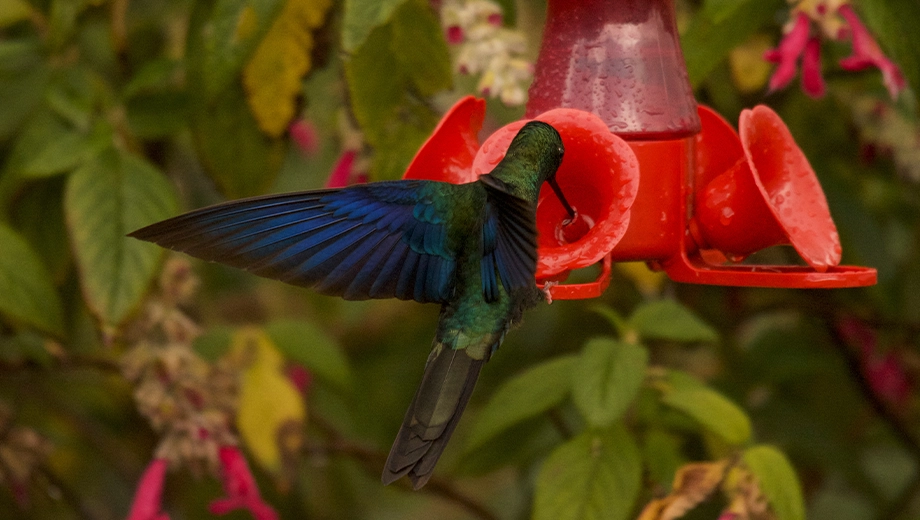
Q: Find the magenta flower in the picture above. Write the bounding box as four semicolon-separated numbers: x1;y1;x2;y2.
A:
836;4;907;99
838;318;912;409
126;458;170;520
765;2;906;99
208;446;278;520
324;149;368;188
764;12;812;94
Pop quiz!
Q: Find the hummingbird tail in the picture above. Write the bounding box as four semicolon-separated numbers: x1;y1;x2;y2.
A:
382;343;486;489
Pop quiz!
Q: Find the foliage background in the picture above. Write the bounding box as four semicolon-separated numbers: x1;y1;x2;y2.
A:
0;0;918;519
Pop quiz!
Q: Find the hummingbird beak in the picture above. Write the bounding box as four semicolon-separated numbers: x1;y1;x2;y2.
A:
548;176;576;221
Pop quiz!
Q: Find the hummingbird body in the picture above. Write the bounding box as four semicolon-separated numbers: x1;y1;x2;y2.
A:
129;122;567;488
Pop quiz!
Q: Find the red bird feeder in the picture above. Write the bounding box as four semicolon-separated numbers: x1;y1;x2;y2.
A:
405;0;875;299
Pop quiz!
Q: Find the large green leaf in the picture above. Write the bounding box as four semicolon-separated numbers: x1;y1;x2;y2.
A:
344;0;450;180
65;148;179;327
628;299;719;344
572;339;648;427
681;0;784;87
390;0;452;97
858;0;920;108
657;370;752;445
341;0;408;53
190;82;286;198
533;424;642;520
265;319;353;390
743;445;806;520
0;224;64;336
466;355;578;451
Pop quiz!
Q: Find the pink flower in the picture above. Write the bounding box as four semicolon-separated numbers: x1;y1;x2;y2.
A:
289;119;319;156
287;364;313;395
836;4;907;99
764;12;811;93
324;149;368;188
764;3;907;99
208;446;278;520
838;318;912;409
801;37;826;98
446;25;464;44
126;458;170;520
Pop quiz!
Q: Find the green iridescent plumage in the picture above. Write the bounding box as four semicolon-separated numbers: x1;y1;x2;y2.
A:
129;121;568;488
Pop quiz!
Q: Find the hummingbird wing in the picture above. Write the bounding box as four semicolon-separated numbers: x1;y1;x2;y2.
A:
128;181;459;304
479;175;539;302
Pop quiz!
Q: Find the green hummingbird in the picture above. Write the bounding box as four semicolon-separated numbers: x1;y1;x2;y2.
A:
129;121;573;489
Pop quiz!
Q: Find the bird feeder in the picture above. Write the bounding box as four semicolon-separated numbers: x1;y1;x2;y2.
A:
406;0;876;299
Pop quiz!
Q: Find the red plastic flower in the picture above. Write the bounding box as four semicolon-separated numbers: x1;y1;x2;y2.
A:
208;446;278;520
765;2;906;99
403;95;640;299
126;458;170;520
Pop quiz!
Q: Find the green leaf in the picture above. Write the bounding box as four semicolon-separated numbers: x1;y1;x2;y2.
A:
126;91;190;139
657;370;752;445
21;129;95;178
193;325;235;362
572;339;648;427
187;0;286;100
743;445;806;520
858;0;920;108
122;58;183;99
0;38;42;73
345;0;451;180
643;428;686;490
590;306;629;337
265;319;353;390
11;179;72;282
341;0;408;53
390;0;452;97
533;424;642;520
628;299;718;343
191;79;286;197
0;62;49;140
681;0;784;87
65;148;179;327
191;82;286;197
702;0;753;24
466;355;578;451
0;224;64;335
0;0;32;28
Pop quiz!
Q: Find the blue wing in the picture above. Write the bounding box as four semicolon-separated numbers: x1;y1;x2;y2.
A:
479;175;539;302
129;181;457;303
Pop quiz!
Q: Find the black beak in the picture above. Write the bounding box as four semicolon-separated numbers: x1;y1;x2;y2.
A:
548;176;576;221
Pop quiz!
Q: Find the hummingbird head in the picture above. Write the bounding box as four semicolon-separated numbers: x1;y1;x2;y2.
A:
493;122;574;217
504;121;565;184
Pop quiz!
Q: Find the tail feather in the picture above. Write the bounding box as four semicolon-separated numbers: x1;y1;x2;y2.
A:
382;344;485;489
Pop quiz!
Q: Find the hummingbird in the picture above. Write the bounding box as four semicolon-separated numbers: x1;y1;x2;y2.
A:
129;120;574;489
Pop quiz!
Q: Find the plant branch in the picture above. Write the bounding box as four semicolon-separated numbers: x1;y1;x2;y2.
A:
0;355;121;375
307;415;500;520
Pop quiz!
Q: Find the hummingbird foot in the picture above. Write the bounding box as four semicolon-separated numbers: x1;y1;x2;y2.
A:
541;281;557;304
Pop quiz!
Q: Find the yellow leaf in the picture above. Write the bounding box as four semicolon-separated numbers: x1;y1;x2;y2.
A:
638;460;729;520
232;328;306;473
729;34;775;94
243;0;332;137
616;261;667;297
